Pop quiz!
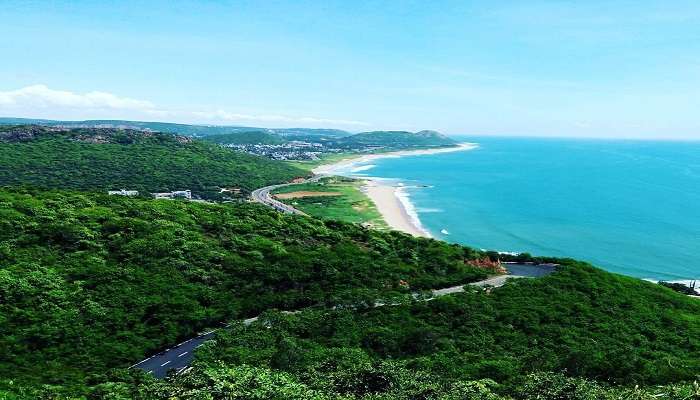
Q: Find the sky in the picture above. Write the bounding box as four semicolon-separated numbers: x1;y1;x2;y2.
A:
1;0;700;139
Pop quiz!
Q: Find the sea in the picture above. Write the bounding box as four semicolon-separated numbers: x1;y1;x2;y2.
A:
336;137;700;281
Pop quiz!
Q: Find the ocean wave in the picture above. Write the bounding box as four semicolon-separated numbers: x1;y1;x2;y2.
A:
394;186;431;237
350;164;376;173
417;207;443;213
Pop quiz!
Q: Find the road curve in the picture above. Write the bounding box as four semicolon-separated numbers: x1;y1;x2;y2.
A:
250;175;326;215
129;316;258;378
131;264;557;378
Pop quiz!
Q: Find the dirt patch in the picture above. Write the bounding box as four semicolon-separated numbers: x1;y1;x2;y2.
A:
275;191;342;199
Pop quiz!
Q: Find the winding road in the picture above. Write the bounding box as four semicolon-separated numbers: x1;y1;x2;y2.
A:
250;175;326;215
130;263;557;378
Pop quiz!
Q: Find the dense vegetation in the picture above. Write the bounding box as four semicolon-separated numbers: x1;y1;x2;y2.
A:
192;264;700;387
0;125;305;198
82;264;699;399
202;130;286;145
660;281;699;295
81;362;700;400
0;189;488;395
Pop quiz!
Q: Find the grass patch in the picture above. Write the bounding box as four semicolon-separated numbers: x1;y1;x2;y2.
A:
273;176;387;228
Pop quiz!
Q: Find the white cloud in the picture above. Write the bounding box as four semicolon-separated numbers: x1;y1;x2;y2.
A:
0;85;369;128
0;84;155;110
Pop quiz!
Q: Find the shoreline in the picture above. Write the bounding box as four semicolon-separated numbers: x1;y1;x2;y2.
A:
313;143;478;237
312;143;478;176
362;180;432;237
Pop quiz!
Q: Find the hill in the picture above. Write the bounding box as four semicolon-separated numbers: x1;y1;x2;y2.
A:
201;130;286;145
0;189;489;395
0;189;698;398
0;125;304;198
196;263;700;386
273;127;351;138
98;263;700;399
339;130;456;149
2;187;697;398
0;118;352;138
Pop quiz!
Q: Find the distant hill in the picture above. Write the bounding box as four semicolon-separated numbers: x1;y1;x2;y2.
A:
272;127;351;138
0;118;352;138
0;125;305;198
201;130;286;145
340;130;456;148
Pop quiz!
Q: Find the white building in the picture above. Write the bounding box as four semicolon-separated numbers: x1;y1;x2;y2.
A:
152;190;192;200
108;189;139;196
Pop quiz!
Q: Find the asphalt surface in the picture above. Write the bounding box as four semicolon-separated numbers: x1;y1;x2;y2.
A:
131;317;258;378
250;175;326;215
130;332;215;378
131;263;556;378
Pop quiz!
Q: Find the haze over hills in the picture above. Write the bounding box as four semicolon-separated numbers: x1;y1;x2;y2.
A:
0;118;455;146
0;118;353;138
341;130;456;147
201;130;287;145
0;119;459;165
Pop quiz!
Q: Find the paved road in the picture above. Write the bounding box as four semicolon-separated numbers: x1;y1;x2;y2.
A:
430;275;526;296
130;316;258;378
131;265;553;378
250;175;326;215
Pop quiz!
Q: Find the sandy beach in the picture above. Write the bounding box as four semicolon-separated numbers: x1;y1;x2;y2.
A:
314;143;477;237
362;180;431;237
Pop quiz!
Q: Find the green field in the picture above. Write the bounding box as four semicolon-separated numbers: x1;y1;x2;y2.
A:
273;176;387;228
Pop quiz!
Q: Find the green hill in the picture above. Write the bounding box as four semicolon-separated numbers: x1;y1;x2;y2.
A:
0;189;488;395
340;130;457;148
202;130;286;145
197;263;700;386
273;127;351;138
0;118;353;138
0;125;304;198
1;189;699;398
105;264;700;399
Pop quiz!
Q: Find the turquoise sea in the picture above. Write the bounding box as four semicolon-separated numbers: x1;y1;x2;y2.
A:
346;137;700;281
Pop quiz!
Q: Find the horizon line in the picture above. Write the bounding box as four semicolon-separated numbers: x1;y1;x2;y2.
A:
1;115;698;142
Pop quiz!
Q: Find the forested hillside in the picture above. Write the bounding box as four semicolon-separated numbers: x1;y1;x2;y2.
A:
0;125;304;198
0;189;488;395
339;130;457;148
196;264;700;386
85;264;700;399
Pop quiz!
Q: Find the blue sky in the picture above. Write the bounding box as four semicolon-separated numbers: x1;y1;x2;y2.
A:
1;0;699;138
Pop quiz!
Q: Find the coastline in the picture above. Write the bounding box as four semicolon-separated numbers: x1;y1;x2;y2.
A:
313;143;478;237
312;143;478;176
362;180;431;237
